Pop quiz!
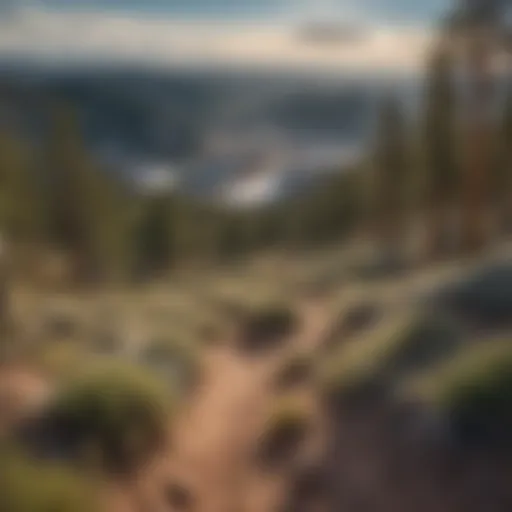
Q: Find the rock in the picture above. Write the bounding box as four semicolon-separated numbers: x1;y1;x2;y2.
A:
165;481;194;511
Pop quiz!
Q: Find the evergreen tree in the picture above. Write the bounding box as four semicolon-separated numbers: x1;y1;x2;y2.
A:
372;95;410;257
423;45;459;257
0;129;42;241
444;0;505;253
170;198;207;268
135;193;174;279
85;170;133;283
217;212;246;262
43;104;130;283
42;105;94;279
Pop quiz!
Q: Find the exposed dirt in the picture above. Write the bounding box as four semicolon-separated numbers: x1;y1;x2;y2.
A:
143;298;333;512
0;365;52;437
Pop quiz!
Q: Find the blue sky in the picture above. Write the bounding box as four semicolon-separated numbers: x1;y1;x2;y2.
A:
12;0;450;24
0;1;448;71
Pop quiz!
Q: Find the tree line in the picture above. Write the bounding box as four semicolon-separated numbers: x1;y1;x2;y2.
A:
0;99;366;285
0;5;511;285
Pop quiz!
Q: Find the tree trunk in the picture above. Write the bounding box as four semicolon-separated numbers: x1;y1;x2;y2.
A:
426;203;449;260
461;33;493;254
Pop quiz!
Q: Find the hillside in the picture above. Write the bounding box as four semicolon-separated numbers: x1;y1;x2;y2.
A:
2;241;512;512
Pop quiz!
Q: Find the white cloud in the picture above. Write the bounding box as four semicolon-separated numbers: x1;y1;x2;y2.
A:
0;7;434;73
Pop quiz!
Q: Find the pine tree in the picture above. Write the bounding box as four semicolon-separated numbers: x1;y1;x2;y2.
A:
423;45;459;257
372;95;410;258
86;170;133;283
444;0;507;253
43;103;130;283
0;129;42;241
42;105;92;278
135;193;174;279
217;212;246;262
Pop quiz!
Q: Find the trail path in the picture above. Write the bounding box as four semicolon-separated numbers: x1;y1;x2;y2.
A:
156;298;332;512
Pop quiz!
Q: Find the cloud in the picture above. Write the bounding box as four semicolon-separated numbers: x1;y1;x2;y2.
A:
0;7;434;73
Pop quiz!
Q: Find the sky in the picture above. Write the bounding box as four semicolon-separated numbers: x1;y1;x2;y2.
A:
0;1;452;72
1;1;450;23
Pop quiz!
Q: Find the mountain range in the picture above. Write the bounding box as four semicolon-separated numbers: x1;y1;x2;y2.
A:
0;59;422;204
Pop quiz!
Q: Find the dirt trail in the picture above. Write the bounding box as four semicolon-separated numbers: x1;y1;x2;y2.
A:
160;298;332;512
0;298;333;512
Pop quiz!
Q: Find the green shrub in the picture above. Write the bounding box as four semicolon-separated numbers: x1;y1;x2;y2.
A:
258;398;309;467
319;312;462;406
437;263;512;328
410;340;512;444
0;445;99;512
385;313;463;376
45;363;171;474
320;300;382;354
238;303;299;353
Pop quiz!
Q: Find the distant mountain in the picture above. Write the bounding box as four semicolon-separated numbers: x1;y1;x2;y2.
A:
0;60;422;203
0;62;227;160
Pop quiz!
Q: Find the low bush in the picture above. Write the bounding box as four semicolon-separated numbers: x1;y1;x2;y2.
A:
436;263;512;329
321;300;382;354
410;340;512;446
386;313;463;376
238;303;299;353
319;312;462;408
43;363;172;474
0;445;99;512
257;398;309;467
